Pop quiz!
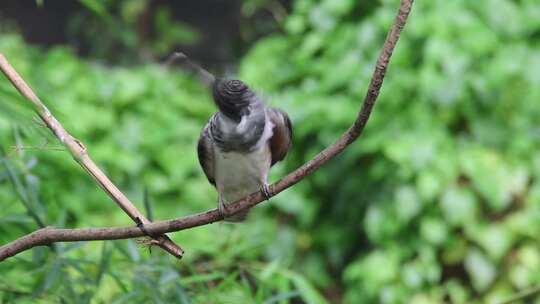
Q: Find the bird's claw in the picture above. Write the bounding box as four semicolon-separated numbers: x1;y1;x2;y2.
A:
218;198;229;219
261;184;272;200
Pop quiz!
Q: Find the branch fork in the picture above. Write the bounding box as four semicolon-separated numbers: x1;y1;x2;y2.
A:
0;53;184;259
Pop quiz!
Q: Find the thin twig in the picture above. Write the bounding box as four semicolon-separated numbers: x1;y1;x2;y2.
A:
10;145;65;152
497;285;540;304
0;55;184;259
163;51;216;88
0;0;414;262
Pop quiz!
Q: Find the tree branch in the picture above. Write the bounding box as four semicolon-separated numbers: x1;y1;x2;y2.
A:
0;57;184;259
497;285;540;304
0;0;414;262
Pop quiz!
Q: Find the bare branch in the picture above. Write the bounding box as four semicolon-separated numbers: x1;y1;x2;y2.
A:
163;51;216;88
0;0;414;262
0;56;184;259
497;285;540;304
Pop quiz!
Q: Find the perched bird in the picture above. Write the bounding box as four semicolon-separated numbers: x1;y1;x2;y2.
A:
197;79;293;222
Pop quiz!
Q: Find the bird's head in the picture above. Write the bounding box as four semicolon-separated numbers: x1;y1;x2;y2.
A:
212;79;255;122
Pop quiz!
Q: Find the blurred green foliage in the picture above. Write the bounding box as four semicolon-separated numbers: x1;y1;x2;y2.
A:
1;0;540;303
72;0;199;62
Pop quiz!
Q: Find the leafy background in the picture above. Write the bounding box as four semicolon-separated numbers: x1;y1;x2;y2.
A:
1;0;540;303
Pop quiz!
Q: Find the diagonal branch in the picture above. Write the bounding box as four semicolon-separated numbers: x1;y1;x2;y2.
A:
0;0;414;262
497;285;540;304
0;56;184;259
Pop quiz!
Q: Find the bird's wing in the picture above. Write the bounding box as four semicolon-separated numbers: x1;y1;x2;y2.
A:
268;108;293;166
197;118;216;186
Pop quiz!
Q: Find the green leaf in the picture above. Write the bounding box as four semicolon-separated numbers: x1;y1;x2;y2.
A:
279;269;328;304
464;249;496;292
440;185;477;226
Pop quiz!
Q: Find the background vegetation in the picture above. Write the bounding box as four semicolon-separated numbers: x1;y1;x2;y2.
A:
1;0;540;303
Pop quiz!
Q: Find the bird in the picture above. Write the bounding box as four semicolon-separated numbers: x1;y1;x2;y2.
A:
197;79;293;222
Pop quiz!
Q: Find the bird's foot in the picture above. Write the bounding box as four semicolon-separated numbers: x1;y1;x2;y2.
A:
218;197;230;219
260;183;273;200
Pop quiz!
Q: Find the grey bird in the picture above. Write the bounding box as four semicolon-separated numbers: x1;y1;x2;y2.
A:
197;79;293;222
